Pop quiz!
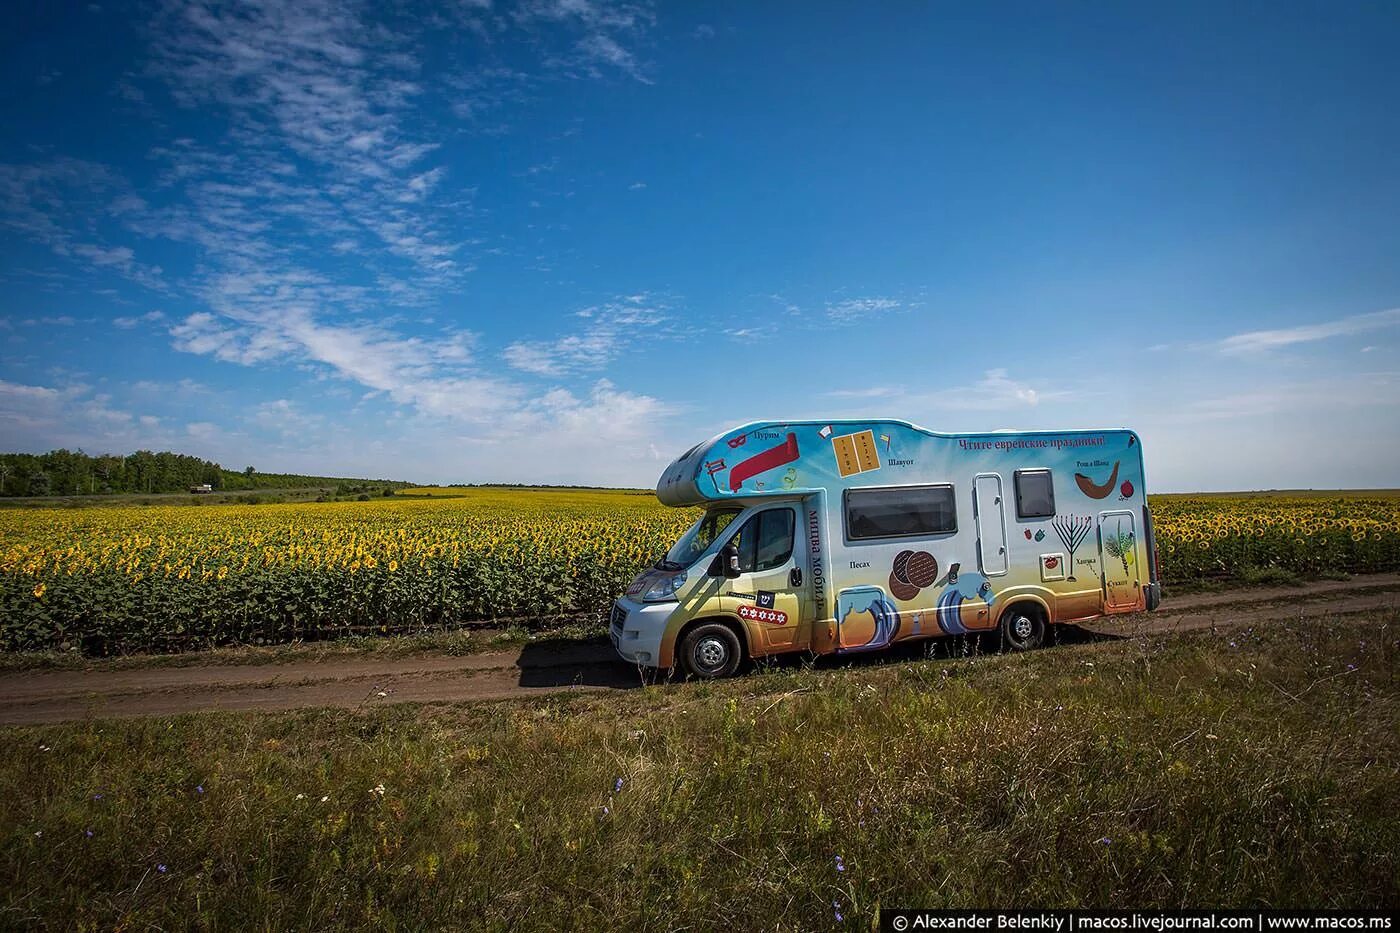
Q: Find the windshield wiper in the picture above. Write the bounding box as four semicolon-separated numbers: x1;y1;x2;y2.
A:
653;559;684;572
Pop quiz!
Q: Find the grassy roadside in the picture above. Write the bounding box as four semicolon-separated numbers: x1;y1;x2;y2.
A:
2;612;1396;928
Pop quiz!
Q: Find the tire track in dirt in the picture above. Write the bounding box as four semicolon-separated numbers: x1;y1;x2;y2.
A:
2;574;1397;725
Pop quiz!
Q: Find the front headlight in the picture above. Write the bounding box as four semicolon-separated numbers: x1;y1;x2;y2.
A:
641;570;687;602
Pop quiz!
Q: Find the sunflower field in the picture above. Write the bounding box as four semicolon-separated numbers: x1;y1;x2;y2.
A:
2;489;1398;653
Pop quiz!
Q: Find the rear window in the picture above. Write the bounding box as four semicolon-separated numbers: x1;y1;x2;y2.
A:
845;485;957;540
1014;469;1055;519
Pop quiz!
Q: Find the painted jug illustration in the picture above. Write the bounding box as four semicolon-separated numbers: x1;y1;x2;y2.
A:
835;586;901;651
934;571;996;635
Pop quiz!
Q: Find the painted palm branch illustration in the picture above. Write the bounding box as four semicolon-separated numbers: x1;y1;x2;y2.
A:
1103;521;1136;575
1051;514;1093;581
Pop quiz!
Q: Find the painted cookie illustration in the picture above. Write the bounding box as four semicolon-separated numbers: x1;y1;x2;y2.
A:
891;550;915;586
888;572;920;601
905;551;939;588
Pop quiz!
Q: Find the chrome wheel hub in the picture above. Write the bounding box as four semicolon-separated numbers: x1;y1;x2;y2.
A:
1013;615;1033;639
696;636;727;669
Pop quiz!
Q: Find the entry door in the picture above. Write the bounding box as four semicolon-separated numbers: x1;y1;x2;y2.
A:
722;507;806;651
973;473;1009;576
1098;510;1142;611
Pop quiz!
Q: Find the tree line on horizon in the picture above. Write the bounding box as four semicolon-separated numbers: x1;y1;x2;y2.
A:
0;449;404;498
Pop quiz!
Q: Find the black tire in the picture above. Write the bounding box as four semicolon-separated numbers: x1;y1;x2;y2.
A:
998;604;1046;652
678;622;743;679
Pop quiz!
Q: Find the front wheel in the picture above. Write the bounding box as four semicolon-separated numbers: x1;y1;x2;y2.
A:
678;623;743;679
998;605;1046;651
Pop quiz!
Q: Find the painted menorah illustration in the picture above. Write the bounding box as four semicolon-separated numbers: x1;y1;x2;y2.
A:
1051;514;1094;581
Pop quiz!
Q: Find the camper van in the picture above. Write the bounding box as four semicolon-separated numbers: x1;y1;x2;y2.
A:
610;420;1160;678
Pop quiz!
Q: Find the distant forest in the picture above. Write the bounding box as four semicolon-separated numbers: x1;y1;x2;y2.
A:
0;449;405;497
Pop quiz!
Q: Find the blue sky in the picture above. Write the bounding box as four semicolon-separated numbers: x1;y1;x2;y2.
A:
2;1;1398;491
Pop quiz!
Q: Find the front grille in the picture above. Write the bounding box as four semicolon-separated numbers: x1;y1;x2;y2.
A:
610;602;627;632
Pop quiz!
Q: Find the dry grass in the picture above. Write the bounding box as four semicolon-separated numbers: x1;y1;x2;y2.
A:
2;612;1396;928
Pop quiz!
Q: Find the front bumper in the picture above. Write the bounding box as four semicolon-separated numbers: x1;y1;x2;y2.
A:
609;598;675;667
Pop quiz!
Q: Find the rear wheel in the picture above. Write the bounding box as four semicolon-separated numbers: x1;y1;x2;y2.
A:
999;604;1046;651
678;622;743;679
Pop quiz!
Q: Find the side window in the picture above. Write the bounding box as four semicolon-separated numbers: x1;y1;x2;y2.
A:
1014;469;1055;519
845;485;957;540
728;509;796;573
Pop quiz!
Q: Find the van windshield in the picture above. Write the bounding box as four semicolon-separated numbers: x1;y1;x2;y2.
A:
656;507;744;570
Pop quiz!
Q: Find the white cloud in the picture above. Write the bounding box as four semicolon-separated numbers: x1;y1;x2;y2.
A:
503;297;670;376
2;0;679;484
113;310;166;329
826;296;901;323
0;158;167;291
251;399;322;437
515;0;656;82
825;369;1067;413
0;379;164;451
1219;307;1400;355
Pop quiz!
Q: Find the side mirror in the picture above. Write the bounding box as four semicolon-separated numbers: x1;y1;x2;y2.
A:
709;543;742;578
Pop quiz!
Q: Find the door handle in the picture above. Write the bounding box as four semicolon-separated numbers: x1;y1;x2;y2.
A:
789;567;803;587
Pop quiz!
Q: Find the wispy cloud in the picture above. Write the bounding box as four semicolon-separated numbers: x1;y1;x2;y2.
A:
1164;371;1400;421
3;1;680;480
826;369;1069;412
503;297;670;376
0;158;167;291
251;399;322;437
170;300;510;421
826;296;901;323
113;310;166;329
1219;307;1400;355
515;0;657;82
0;378;162;451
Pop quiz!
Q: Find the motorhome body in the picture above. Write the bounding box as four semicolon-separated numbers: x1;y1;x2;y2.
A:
611;420;1160;677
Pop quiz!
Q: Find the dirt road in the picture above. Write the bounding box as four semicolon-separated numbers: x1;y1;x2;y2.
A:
3;575;1397;726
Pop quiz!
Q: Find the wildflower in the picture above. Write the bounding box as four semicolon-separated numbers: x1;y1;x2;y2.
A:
833;900;843;922
295;793;306;800
1228;641;1237;648
92;793;103;800
34;831;42;838
196;785;204;794
834;855;845;873
376;691;388;698
320;796;329;803
85;830;93;838
370;783;386;797
614;776;625;794
157;864;167;873
33;582;46;598
1097;837;1112;845
1346;663;1357;671
38;744;51;752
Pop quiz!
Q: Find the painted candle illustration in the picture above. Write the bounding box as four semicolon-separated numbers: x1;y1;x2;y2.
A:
1103;519;1135;575
1051;514;1093;582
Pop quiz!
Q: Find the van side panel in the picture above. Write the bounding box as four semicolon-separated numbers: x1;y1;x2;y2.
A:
656;421;1152;656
